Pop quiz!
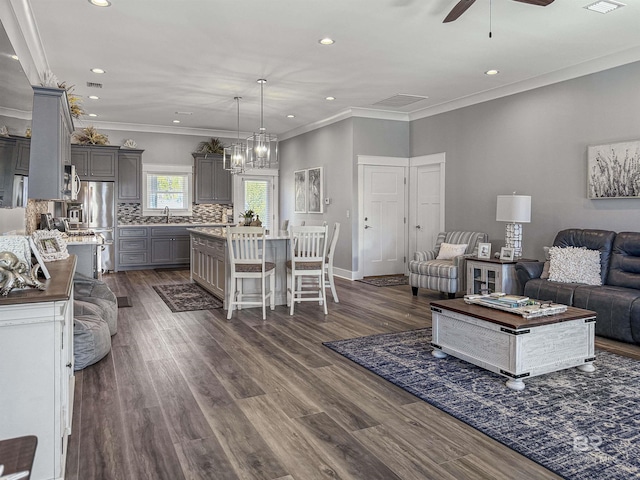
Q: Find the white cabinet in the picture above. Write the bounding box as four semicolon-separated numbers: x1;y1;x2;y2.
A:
191;234;226;300
466;258;521;295
0;257;76;480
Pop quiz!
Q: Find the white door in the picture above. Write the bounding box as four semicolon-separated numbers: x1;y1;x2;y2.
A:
363;165;407;276
409;155;445;256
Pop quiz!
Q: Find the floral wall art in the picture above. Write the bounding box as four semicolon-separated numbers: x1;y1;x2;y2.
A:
588;141;640;199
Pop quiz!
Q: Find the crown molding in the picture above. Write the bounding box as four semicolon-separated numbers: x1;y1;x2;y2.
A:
409;46;640;122
83;120;252;138
0;106;32;121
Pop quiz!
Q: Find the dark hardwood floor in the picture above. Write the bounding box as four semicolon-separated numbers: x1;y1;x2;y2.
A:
65;270;640;480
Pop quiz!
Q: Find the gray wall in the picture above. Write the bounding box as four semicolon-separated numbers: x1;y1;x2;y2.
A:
410;60;640;260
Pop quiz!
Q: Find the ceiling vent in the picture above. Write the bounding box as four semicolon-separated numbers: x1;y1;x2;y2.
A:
584;0;625;13
86;82;103;88
372;94;429;108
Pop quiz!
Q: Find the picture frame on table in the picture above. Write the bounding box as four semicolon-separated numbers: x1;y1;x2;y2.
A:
32;229;69;262
294;169;307;213
477;242;491;259
307;166;324;214
500;247;515;261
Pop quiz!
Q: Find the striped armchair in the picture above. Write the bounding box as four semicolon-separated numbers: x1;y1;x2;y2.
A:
409;231;489;298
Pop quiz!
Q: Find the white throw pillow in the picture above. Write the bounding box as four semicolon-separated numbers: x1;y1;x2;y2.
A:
548;246;602;285
436;243;468;260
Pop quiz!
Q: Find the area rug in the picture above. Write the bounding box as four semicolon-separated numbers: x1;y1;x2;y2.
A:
152;283;223;312
356;275;409;287
324;328;640;479
116;296;132;308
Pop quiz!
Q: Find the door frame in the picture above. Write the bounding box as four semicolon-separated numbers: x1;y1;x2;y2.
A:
357;155;409;280
408;153;446;257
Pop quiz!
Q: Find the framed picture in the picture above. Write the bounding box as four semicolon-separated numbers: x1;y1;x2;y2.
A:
307;166;324;214
32;229;69;262
588;140;640;199
294;169;307;213
500;247;515;261
477;242;491;259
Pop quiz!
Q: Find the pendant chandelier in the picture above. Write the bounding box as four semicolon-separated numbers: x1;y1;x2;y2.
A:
223;96;246;174
247;78;277;169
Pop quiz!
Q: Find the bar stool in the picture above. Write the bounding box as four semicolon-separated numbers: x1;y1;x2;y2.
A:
324;222;341;303
286;225;329;315
226;226;275;320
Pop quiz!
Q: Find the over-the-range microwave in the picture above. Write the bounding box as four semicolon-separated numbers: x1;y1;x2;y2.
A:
62;164;81;201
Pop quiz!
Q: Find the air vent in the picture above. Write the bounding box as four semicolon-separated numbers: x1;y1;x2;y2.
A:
373;94;429;108
86;82;103;88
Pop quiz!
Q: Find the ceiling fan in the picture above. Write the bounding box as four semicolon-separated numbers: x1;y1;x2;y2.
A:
443;0;555;23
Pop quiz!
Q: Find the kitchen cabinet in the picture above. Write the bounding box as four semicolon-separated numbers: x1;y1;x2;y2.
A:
191;233;226;300
466;257;523;295
0;136;16;207
71;145;119;180
117;149;143;202
151;226;190;264
28;86;74;200
193;153;232;204
117;226;149;268
0;256;76;480
13;137;30;174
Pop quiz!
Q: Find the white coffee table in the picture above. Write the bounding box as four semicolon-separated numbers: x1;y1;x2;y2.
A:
430;299;596;391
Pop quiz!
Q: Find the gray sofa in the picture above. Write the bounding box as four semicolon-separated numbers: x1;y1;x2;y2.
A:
515;228;640;345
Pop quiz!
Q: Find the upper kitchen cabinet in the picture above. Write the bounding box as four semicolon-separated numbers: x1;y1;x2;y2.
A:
117;149;143;202
13;137;30;175
28;86;74;200
193;153;232;204
71;145;119;181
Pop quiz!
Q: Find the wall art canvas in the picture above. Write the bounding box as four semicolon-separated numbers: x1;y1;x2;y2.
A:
307;167;324;214
588;141;640;199
294;169;307;213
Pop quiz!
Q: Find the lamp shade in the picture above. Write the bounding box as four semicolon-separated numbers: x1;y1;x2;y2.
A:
496;195;531;223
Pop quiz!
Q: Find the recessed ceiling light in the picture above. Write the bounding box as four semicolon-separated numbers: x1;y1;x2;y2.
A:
88;95;99;100
90;68;105;74
88;0;111;6
10;54;18;61
173;120;181;124
325;96;335;101
584;0;625;13
88;113;98;117
318;38;335;45
485;69;500;75
287;114;295;118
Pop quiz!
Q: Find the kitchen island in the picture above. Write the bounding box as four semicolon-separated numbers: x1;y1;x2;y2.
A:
188;227;290;310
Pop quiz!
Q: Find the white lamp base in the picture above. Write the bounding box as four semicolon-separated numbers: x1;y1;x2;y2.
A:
505;223;524;258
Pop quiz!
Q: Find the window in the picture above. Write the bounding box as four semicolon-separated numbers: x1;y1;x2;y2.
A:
142;164;193;216
233;171;279;232
244;179;271;230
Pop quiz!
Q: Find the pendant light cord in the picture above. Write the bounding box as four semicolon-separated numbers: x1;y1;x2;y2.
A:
489;0;492;38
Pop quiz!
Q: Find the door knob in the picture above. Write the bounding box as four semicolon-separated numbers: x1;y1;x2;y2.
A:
364;225;372;229
416;225;422;229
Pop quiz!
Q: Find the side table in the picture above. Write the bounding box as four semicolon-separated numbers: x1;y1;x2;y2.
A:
466;257;536;295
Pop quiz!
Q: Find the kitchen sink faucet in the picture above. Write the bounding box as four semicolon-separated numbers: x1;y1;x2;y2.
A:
163;206;171;223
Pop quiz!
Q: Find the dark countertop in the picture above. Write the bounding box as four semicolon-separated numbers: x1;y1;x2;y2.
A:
0;255;76;306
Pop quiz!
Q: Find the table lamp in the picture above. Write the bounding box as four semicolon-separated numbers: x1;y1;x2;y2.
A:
496;194;531;258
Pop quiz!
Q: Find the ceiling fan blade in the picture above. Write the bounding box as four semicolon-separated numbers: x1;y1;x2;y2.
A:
511;0;555;6
443;0;477;23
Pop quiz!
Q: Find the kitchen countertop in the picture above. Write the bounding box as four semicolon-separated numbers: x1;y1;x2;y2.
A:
188;227;290;240
118;223;230;228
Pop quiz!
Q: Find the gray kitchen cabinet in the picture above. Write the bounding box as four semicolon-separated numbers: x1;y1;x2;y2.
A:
0;136;16;207
13;137;30;175
28;86;74;200
116;227;149;269
193;153;232;204
150;226;190;264
71;145;118;181
117;149;143;202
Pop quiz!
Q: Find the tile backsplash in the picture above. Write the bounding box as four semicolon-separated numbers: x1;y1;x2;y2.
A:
117;203;233;225
25;199;51;234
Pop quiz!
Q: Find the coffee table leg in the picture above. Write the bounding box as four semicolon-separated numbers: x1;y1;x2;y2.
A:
506;378;525;391
432;349;447;359
577;363;596;373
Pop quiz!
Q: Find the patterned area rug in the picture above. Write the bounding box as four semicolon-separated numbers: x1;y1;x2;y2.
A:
356;275;409;287
324;328;640;479
152;283;223;312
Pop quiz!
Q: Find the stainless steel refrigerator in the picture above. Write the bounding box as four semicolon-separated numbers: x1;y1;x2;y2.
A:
69;181;115;272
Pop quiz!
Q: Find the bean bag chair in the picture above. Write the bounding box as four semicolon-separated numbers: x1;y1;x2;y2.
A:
73;313;111;371
73;273;118;335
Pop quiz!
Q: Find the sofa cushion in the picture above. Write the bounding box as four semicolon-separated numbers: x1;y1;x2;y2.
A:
608;232;640;290
553;229;616;284
548;246;601;285
523;278;581;306
436;243;468;260
573;285;640;344
409;259;458;279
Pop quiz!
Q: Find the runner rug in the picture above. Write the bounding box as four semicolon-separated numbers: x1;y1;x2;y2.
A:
152;283;223;312
323;328;640;479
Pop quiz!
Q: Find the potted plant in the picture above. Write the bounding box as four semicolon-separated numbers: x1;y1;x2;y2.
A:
196;137;225;156
240;210;255;226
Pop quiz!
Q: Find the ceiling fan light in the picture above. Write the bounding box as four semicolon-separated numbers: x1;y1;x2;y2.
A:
584;0;625;13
